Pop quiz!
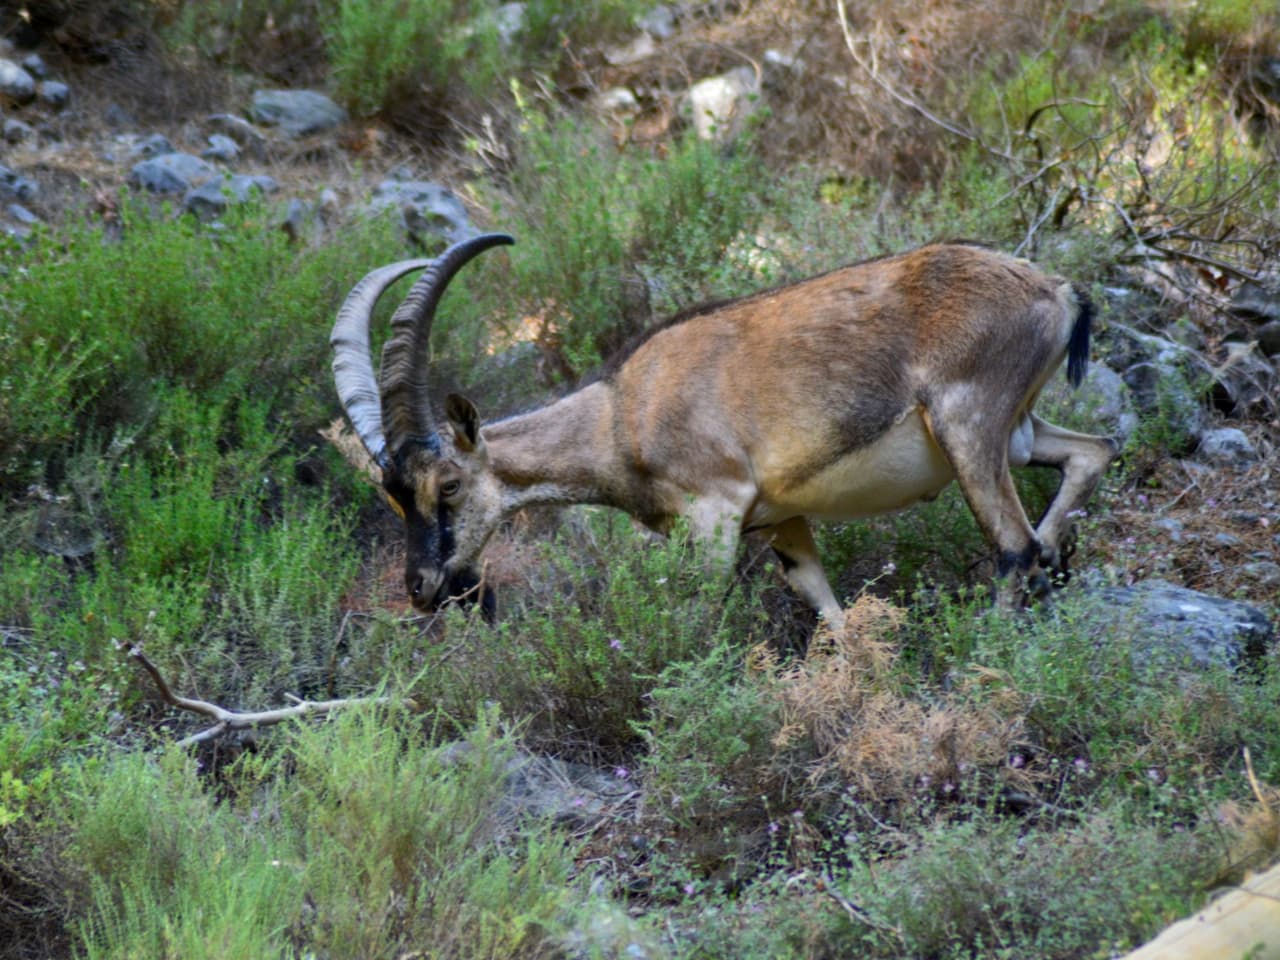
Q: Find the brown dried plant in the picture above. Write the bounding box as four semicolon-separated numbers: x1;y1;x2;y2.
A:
755;596;1035;803
1211;747;1280;884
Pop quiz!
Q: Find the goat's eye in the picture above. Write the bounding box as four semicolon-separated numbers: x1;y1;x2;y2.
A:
440;479;461;498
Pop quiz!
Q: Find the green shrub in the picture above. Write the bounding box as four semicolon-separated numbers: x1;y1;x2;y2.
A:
63;708;577;959
835;812;1208;959
637;640;782;830
473;108;767;379
0;201;402;494
393;511;767;752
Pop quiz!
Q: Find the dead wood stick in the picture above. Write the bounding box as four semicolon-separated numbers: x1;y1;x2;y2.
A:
128;645;411;748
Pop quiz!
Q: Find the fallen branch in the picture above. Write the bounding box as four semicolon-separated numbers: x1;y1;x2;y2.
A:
128;645;411;748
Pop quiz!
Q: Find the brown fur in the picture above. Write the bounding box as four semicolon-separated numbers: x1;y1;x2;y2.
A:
334;239;1120;623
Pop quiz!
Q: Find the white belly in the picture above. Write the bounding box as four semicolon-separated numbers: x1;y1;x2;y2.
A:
747;408;955;526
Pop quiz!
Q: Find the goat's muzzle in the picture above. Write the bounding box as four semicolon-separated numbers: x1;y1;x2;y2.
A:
409;566;495;621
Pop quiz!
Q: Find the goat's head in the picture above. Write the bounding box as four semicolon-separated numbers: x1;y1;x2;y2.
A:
330;233;514;617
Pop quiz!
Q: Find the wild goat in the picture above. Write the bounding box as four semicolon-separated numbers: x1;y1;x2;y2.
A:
331;233;1118;626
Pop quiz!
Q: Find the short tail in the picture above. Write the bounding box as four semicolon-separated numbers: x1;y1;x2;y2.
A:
1066;283;1093;389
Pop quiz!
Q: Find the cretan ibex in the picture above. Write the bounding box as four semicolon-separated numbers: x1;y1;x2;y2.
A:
332;233;1118;626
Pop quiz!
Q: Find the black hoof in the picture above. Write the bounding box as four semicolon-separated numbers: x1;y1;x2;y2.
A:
1026;571;1052;599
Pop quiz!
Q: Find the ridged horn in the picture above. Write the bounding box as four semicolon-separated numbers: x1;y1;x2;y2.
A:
331;258;437;471
377;233;515;458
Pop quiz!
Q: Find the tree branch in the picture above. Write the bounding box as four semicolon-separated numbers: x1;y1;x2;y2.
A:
128;645;412;748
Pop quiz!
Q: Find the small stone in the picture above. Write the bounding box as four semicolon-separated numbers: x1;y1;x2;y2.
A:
7;202;38;224
594;87;639;113
1196;427;1257;465
20;53;47;79
0;164;38;202
491;2;526;44
207;113;268;158
636;5;676;39
605;32;657;66
201;133;240;162
128;152;218;194
1257;320;1280;358
685;66;760;142
36;80;69;110
318;187;341;219
4;117;34;143
130;133;175;158
0;59;36;105
250;89;346;137
280;197;308;241
104;103;135;128
1240;561;1280;589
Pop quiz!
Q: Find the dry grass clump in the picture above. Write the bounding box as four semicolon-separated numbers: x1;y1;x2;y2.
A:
756;596;1034;803
1211;748;1280;883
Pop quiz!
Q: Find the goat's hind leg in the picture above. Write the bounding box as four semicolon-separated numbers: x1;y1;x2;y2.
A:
763;515;844;629
1027;415;1119;584
923;405;1047;607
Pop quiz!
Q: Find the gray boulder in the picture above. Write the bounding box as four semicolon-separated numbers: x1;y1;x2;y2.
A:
183;174;279;219
685;66;760;142
499;752;634;827
1121;360;1203;449
1230;280;1280;322
0;59;36;105
1255;55;1280;103
37;80;69;110
130;133;176;159
368;177;473;245
0;164;38;202
250;89;346;137
1196;426;1257;465
201;134;240;162
1086;580;1272;672
1041;362;1135;441
128;153;218;194
4;117;34;144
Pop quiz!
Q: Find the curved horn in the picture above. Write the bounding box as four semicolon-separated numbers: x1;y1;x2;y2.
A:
377;233;515;457
331;258;436;470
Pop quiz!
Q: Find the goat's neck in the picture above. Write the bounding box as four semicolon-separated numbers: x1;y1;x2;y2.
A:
484;382;627;514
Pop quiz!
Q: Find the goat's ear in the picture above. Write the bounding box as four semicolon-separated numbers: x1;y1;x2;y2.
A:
445;393;483;453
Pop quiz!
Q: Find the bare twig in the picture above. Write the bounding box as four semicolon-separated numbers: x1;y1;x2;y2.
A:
833;1;987;149
818;872;905;939
128;645;411;748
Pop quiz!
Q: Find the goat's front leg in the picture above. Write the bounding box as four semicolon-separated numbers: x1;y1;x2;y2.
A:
682;494;748;587
763;515;845;629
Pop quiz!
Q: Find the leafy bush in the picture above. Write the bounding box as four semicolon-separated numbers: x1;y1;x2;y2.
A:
0;201;402;494
383;511;767;752
474;106;768;379
835;813;1209;959
637;639;783;830
61;708;577;959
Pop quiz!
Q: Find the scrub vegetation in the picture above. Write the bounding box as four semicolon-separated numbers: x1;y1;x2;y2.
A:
2;1;1278;957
